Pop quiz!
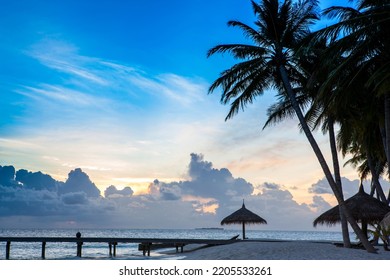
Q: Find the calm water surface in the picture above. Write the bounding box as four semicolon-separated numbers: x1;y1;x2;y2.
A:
0;228;349;260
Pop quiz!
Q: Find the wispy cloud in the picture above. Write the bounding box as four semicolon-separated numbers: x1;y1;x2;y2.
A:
2;38;344;206
25;39;209;107
28;40;108;85
0;38;226;191
17;84;111;107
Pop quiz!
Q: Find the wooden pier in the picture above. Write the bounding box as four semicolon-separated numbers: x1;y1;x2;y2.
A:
0;233;239;259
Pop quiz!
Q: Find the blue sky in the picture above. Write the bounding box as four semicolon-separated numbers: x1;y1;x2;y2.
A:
0;0;370;230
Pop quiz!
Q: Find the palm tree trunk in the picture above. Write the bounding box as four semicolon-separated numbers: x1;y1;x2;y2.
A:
384;94;390;179
387;188;390;204
279;65;376;253
379;125;388;163
367;153;387;202
328;118;351;248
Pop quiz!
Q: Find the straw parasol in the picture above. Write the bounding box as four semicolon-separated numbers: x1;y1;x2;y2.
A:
313;183;390;237
380;212;390;231
221;201;267;239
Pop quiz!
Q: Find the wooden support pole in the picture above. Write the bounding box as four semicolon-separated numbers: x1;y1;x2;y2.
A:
6;241;11;260
113;242;117;257
77;242;83;257
175;243;184;253
141;242;151;256
109;242;118;257
41;242;46;259
76;232;82;258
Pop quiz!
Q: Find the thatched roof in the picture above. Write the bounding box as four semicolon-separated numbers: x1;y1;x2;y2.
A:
313;184;390;227
380;212;390;230
221;202;267;225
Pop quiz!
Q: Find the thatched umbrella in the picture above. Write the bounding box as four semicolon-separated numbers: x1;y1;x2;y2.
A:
313;184;390;237
380;212;390;250
221;201;267;239
380;212;390;231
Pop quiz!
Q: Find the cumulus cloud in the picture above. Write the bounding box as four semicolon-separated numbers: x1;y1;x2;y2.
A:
1;155;373;230
0;166;19;187
158;182;182;201
308;177;390;199
146;179;182;201
308;178;334;195
58;168;100;197
15;169;57;190
262;182;282;190
309;195;332;212
181;153;253;200
138;154;255;213
0;185;62;216
0;167;106;221
104;185;134;198
61;192;88;205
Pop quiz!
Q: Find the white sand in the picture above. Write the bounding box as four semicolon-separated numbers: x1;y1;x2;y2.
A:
180;240;390;260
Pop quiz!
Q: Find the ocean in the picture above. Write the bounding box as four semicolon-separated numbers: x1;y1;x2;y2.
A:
0;228;351;260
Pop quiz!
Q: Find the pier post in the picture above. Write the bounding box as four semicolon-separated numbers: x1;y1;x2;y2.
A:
113;242;117;257
76;232;83;258
175;243;184;253
141;242;151;256
139;242;150;256
109;242;118;257
6;241;11;260
41;242;46;259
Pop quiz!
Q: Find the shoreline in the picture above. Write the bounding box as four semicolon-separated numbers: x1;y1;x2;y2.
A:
176;240;390;260
2;235;389;260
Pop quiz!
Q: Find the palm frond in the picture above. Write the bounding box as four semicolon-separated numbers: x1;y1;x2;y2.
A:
263;90;310;129
224;69;272;120
207;44;268;59
208;58;267;94
227;20;269;46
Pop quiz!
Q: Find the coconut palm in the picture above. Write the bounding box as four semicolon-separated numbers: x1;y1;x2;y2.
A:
208;0;375;252
312;0;390;177
311;43;389;203
337;103;388;203
264;39;352;247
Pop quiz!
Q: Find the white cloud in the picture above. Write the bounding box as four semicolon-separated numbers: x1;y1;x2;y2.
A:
26;39;210;107
104;185;134;198
2;38;371;231
17;84;111;107
0;155;342;230
28;39;108;85
1;39;227;190
309;177;390;199
61;192;89;205
310;195;332;212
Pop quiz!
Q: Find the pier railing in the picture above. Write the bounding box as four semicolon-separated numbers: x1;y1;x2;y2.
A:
0;233;239;259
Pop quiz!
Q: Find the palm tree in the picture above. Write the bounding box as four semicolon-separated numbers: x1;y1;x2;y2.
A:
312;0;390;177
208;0;376;252
335;87;388;202
264;39;352;247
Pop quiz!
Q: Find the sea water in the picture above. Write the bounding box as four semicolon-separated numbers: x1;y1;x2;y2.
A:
0;228;350;260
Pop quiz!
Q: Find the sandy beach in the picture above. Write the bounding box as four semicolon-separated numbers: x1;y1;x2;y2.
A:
179;240;390;260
